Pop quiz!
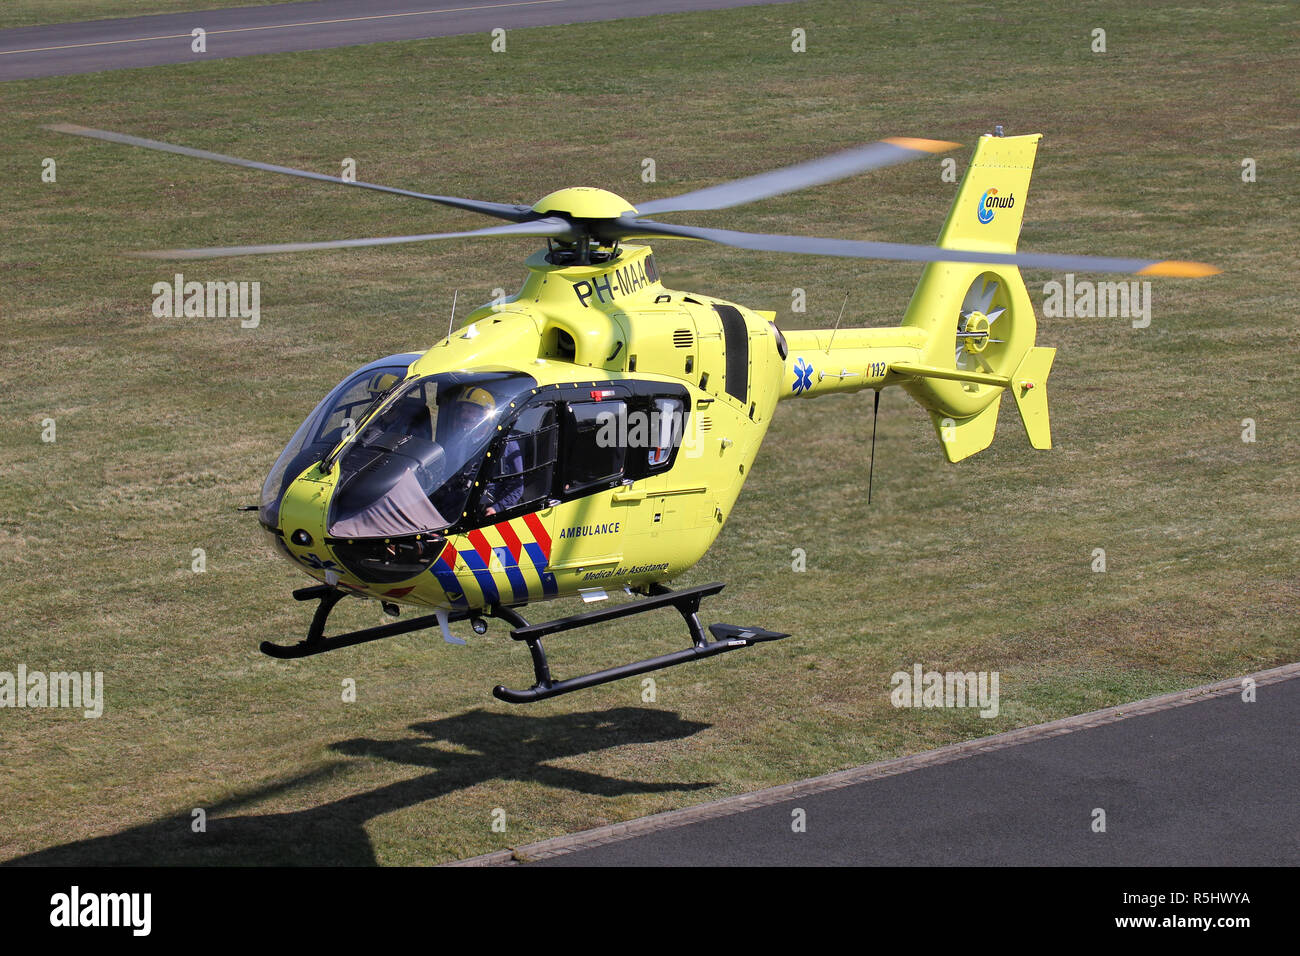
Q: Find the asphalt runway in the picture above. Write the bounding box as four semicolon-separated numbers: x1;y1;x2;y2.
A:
470;666;1299;866
0;0;796;81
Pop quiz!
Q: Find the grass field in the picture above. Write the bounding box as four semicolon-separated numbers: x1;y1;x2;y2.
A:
0;0;1296;865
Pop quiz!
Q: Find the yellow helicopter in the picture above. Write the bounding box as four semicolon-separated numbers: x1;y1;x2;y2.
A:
52;124;1216;702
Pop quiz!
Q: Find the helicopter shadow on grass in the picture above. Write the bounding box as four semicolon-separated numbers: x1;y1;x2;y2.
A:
5;707;713;866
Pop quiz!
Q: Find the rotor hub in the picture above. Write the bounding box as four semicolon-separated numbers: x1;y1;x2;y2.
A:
961;311;991;352
954;274;1010;375
531;187;638;220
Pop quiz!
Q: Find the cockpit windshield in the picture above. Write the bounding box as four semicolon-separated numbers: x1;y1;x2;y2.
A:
327;370;537;538
259;354;418;531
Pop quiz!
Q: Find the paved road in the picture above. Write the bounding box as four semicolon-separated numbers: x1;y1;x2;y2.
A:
516;669;1299;865
0;0;796;81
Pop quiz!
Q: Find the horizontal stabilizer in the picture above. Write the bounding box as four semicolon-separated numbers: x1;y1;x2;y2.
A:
890;361;1010;388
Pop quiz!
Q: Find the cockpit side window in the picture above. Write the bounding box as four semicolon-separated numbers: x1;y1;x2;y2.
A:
475;403;559;519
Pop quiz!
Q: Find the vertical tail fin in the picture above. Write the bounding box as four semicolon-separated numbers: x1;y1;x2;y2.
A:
937;132;1041;253
894;132;1052;462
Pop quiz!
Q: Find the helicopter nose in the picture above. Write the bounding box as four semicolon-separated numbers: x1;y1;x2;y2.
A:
267;470;452;597
275;469;336;576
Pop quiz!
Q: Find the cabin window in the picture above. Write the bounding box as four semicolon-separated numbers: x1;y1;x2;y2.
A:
560;401;627;495
713;303;750;403
647;397;685;468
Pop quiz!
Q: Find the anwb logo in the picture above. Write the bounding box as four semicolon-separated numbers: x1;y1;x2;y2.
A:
977;188;1015;224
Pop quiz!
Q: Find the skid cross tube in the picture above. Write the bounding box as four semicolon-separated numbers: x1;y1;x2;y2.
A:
491;582;789;704
508;582;723;645
260;585;492;659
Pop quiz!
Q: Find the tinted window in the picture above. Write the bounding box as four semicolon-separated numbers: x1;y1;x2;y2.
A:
561;401;626;495
647;397;685;468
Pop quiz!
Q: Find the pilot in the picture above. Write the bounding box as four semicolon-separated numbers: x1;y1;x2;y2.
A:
442;386;495;446
443;387;524;517
389;391;433;442
483;440;525;516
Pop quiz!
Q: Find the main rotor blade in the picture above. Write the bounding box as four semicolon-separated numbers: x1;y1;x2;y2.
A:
46;123;537;222
133;219;572;260
610;219;1220;276
635;137;959;216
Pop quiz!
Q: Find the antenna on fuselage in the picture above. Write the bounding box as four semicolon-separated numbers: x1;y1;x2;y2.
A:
825;292;849;354
867;389;880;505
447;289;458;339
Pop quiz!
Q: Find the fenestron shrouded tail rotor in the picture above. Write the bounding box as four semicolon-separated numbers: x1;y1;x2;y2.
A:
956;275;1008;374
44;123;1219;278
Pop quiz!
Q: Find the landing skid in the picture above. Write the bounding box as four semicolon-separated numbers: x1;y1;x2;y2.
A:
492;582;788;703
259;585;492;659
260;582;789;703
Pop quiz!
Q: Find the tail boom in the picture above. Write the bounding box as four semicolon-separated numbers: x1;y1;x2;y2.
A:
777;131;1055;462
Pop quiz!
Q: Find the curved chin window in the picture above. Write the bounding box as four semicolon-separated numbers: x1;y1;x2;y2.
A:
327;370;537;538
331;536;442;585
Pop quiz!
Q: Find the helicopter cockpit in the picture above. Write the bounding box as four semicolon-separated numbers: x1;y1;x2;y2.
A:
326;369;536;538
260;349;696;591
258;355;538;539
259;353;419;534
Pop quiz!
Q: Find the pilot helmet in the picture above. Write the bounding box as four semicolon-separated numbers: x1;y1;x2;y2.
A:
448;386;496;431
